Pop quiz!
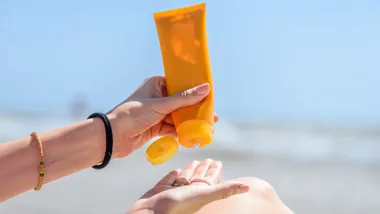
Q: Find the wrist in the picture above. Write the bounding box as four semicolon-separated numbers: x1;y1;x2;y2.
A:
106;112;133;159
128;197;169;214
105;113;124;159
106;111;137;158
127;199;155;214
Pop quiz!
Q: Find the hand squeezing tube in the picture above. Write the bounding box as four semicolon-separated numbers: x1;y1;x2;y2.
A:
146;3;215;165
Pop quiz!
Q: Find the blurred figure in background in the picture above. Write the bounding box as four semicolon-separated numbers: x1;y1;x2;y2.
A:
70;94;88;119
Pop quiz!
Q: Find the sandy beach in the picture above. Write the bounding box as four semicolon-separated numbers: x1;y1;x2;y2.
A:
1;149;380;214
1;117;380;214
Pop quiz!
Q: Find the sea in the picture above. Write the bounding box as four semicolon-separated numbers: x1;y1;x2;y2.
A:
1;114;380;165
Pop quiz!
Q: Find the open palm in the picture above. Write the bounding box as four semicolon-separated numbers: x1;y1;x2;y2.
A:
135;159;249;214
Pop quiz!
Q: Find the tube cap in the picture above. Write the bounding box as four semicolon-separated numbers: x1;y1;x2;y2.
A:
177;120;214;148
145;136;179;166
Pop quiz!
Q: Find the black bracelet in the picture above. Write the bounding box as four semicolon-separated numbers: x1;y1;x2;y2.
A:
87;112;113;169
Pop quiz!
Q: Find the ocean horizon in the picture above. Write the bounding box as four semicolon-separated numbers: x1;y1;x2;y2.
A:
2;113;380;166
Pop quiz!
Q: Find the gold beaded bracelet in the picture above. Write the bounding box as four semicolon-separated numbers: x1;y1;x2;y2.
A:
30;132;45;191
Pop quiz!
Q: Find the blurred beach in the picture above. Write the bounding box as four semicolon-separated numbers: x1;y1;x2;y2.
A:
1;115;379;214
2;1;380;213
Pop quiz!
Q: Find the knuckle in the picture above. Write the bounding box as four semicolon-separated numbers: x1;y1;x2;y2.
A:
143;76;161;83
179;90;189;99
149;75;165;84
179;88;197;99
143;77;150;83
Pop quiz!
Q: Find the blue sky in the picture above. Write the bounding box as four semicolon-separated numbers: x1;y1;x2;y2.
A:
1;0;379;124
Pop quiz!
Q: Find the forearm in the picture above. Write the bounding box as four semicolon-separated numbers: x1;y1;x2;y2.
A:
0;117;121;202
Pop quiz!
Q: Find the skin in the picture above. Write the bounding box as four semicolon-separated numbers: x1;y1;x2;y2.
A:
0;76;292;213
128;160;293;214
195;177;294;214
128;159;250;214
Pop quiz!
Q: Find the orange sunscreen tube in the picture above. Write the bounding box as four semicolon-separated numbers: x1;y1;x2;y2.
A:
145;3;214;165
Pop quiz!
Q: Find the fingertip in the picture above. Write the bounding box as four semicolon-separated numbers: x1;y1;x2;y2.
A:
168;168;182;177
155;168;183;187
235;184;250;194
204;158;214;163
215;160;223;168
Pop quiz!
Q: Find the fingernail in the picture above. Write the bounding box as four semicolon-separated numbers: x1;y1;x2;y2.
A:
195;83;210;95
235;184;250;194
215;161;223;167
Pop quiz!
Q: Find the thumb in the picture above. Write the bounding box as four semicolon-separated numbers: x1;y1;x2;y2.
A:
170;182;249;214
156;83;211;114
194;182;250;209
204;182;249;201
